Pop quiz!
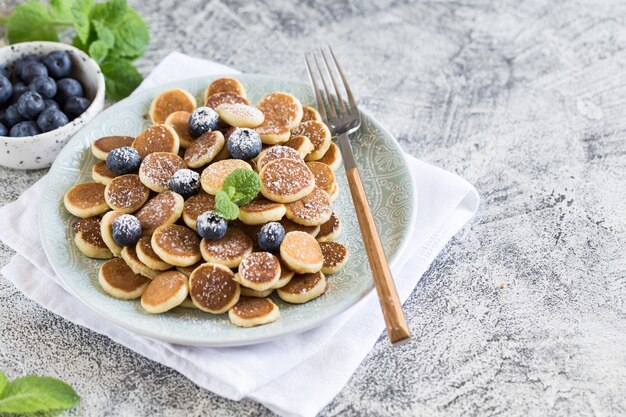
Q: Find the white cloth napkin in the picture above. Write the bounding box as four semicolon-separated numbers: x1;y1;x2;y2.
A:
0;52;480;417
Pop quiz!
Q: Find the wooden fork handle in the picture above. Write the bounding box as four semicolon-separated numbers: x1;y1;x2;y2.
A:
345;166;411;344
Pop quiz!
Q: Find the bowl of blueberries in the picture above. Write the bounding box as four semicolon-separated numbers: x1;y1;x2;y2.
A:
0;41;105;169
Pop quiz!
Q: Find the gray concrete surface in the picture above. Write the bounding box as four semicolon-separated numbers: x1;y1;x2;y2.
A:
2;0;626;415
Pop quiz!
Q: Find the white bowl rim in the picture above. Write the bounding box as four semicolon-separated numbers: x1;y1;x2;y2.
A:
0;40;106;142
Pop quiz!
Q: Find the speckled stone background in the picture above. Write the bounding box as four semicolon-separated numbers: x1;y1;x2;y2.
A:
1;0;626;415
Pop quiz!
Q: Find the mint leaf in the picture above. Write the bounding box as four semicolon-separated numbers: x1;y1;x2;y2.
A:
50;0;73;22
0;371;8;397
100;58;143;100
6;2;59;44
0;375;79;413
215;191;239;220
93;20;115;48
89;40;109;64
112;8;149;60
91;0;127;26
222;168;261;206
71;0;94;44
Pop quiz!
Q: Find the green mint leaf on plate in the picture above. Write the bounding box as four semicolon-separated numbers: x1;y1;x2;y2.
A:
91;0;127;27
215;190;240;220
222;168;261;206
49;0;73;23
88;40;109;64
112;8;149;60
71;0;94;44
100;57;143;100
0;371;8;397
7;2;59;44
0;375;79;413
93;20;115;48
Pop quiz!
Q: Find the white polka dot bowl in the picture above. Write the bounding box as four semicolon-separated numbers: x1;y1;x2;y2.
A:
0;41;105;170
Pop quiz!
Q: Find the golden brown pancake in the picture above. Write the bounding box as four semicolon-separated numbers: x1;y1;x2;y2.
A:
104;174;150;213
238;197;286;225
98;258;150;300
138;152;186;192
283;135;314;159
121;245;160;279
279;231;324;273
92;160;117;185
64;182;109;218
189;263;240;313
149;88;196;124
237;252;281;291
257;145;303;171
136;235;172;270
306;162;335;193
228;297;279;327
184;131;225;168
205;92;249;109
100;210;124;256
151;224;201;267
72;217;112;259
277;271;327;304
205;77;246;99
319;241;348;274
301;106;322;123
285;187;333;226
255;92;303;143
132;124;180;159
182;191;216;230
135;191;184;235
317;142;342;171
91;136;134;160
292;121;331;161
216;103;264;128
259;158;315;203
200;226;253;268
141;271;189;313
317;212;341;242
200;159;252;195
165;111;195;149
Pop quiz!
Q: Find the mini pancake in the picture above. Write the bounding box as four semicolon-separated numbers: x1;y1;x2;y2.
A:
317;142;342;171
184;130;225;168
136;236;173;270
277;271;327;304
182;192;215;230
92;160;117;185
216;103;264;128
72;218;113;259
165;111;195;148
283;135;314;159
132;124;180;159
134;191;184;235
176;262;202;277
91;136;134;160
317;212;341;242
151;224;201;266
121;246;160;279
255;92;303;144
141;271;189;313
229;297;279;327
256;145;303;171
280;231;323;273
104;174;150;213
149;88;197;124
292;121;332;161
236;252;281;291
205;92;249;109
328;181;339;202
189;263;240;313
98;258;150;300
240;288;274;298
64;182;109;218
259;158;315;203
238;198;286;225
138;152;186;192
205;77;247;100
200;226;253;268
279;218;320;238
285;187;333;226
200;159;252;195
100;210;124;256
306;161;335;193
319;241;348;275
270;259;295;289
301;105;322;123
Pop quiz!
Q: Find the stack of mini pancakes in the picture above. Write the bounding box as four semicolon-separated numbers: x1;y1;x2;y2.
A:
63;77;349;328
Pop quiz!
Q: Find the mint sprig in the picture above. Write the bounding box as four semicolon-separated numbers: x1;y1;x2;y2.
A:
0;0;149;100
214;168;262;220
0;371;80;414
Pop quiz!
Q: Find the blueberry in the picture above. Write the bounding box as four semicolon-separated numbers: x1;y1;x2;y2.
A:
4;104;23;127
0;75;12;105
10;121;40;137
0;65;10;80
43;51;72;79
12;82;28;101
15;54;38;76
227;128;262;160
0;122;8;136
55;78;83;104
168;169;200;198
63;96;90;120
196;211;228;240
20;61;48;84
37;107;69;132
189;106;219;138
111;214;142;246
257;222;285;252
17;91;45;120
106;146;142;175
29;76;57;99
44;99;60;110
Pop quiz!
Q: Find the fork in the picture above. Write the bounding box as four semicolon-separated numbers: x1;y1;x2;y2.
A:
305;47;411;344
